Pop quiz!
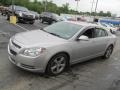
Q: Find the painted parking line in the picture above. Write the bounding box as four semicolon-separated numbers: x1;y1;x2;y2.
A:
15;24;29;31
0;30;9;35
0;30;10;38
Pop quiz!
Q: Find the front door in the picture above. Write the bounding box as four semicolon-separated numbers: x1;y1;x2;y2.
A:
71;27;97;63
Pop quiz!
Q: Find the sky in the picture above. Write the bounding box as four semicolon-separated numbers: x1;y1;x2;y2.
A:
36;0;120;16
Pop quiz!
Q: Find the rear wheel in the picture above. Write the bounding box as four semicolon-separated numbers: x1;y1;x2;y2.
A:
46;53;68;76
102;45;113;59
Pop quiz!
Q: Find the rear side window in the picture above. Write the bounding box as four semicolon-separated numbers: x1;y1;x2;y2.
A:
94;28;108;38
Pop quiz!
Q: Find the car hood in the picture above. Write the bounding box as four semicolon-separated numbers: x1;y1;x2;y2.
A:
22;11;34;16
14;30;66;47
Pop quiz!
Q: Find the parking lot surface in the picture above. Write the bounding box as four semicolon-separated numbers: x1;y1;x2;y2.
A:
0;15;120;90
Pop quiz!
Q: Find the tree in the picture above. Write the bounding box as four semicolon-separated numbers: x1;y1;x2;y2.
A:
106;11;111;17
99;11;104;16
0;0;112;16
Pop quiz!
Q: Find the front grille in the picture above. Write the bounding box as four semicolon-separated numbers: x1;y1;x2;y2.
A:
10;49;17;56
12;41;21;49
21;64;35;69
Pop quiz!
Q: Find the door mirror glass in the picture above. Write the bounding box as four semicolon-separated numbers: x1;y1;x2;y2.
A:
78;35;89;41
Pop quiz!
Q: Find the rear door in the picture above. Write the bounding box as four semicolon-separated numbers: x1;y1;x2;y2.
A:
92;27;109;54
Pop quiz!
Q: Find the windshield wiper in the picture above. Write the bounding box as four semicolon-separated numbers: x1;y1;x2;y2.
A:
40;28;48;33
49;32;63;38
40;28;63;38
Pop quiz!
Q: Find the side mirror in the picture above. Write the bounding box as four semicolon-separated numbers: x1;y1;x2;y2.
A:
78;35;89;41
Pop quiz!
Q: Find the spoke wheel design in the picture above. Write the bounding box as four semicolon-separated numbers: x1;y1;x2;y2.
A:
103;46;113;59
51;56;66;74
46;53;68;75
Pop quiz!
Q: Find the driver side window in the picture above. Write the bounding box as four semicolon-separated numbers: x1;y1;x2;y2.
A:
82;28;94;39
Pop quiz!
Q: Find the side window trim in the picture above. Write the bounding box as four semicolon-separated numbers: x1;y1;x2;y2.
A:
95;27;108;38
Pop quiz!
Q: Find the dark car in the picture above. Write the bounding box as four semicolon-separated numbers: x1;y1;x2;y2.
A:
7;5;35;24
0;6;8;16
30;10;39;20
40;12;64;24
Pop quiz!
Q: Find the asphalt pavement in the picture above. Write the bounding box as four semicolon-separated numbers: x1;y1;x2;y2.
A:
0;14;120;90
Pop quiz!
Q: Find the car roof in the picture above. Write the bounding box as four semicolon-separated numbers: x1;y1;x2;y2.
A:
65;21;99;27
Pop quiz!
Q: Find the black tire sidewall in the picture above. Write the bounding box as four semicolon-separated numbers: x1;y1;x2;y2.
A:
29;20;35;24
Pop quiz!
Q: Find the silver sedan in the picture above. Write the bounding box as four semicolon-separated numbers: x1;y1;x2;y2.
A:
8;21;117;75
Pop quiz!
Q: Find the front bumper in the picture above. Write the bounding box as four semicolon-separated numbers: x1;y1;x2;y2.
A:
8;40;47;73
19;16;35;21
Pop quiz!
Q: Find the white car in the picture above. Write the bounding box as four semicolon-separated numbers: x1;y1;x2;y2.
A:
99;23;117;34
8;21;117;75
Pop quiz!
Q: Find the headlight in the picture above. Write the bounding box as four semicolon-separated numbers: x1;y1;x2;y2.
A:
23;47;46;57
33;14;35;19
19;12;23;17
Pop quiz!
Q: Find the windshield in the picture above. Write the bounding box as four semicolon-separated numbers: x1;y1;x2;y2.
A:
15;6;29;12
44;22;83;39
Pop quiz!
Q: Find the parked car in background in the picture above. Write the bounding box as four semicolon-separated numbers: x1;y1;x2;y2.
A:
40;12;65;24
65;17;76;21
0;6;8;16
8;21;116;75
7;5;35;24
0;6;4;12
29;10;39;20
98;23;117;34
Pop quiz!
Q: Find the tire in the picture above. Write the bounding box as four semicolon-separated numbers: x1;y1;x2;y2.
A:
16;17;19;23
48;21;52;25
102;45;113;59
29;21;35;24
41;19;44;23
52;21;56;24
7;15;9;20
46;53;68;76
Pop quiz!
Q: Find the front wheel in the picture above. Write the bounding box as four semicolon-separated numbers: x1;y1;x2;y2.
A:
16;17;19;23
102;45;113;59
46;53;68;76
29;21;35;24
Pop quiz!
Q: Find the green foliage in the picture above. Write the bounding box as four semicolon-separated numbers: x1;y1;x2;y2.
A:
0;0;111;17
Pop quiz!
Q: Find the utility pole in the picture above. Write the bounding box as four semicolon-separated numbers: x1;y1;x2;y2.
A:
75;0;80;21
44;0;47;11
91;0;95;17
94;0;99;19
11;0;14;15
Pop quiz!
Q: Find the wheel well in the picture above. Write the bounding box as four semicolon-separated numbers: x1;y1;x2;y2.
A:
109;44;114;48
50;52;70;64
45;52;70;73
